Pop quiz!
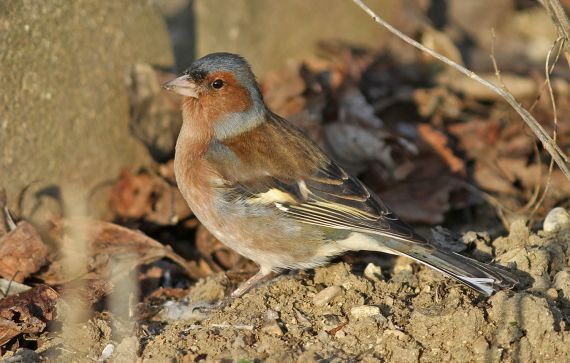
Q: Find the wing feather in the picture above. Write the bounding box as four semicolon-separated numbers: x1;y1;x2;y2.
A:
214;113;426;244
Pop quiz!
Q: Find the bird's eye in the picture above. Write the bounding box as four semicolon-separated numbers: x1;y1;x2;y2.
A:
212;79;224;89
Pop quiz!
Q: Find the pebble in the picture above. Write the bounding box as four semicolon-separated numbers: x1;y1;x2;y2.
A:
393;257;414;273
363;263;383;281
317;330;330;342
553;270;570;299
313;286;342;306
321;314;342;330
546;288;559;300
543;207;570;232
261;319;284;336
97;344;114;361
350;305;381;319
472;336;488;354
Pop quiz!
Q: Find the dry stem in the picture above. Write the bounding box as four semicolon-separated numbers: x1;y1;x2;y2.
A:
351;0;570;180
538;0;570;66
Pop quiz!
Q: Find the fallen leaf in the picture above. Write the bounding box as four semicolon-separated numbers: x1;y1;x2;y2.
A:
0;285;59;345
0;222;49;282
381;176;462;224
417;124;466;176
195;224;242;272
52;279;113;305
42;218;196;283
324;122;416;176
109;169;192;225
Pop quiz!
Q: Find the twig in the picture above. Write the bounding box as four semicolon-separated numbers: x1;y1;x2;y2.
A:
538;0;570;66
529;37;564;220
209;323;255;330
490;28;508;92
351;0;570;180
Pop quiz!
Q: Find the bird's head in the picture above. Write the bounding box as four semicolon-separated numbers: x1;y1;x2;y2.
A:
163;53;266;139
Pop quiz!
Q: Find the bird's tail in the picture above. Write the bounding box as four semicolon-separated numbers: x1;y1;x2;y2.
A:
391;244;518;296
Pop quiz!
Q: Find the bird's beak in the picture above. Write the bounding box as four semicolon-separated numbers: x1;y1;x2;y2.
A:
162;75;199;98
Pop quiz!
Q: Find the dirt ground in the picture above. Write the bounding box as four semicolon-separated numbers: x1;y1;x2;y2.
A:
133;221;570;362
24;219;568;362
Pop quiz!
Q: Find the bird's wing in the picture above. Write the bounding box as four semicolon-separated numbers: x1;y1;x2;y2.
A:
234;158;426;243
215;113;427;244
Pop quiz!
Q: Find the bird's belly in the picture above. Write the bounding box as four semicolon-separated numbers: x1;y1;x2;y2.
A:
181;186;333;270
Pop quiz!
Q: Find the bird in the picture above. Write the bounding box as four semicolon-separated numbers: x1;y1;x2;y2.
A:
163;52;517;298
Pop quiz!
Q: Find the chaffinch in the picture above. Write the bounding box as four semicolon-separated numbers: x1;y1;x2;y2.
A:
163;52;517;298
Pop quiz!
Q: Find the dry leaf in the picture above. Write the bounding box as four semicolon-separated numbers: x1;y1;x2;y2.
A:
195;224;241;272
417;124;466;176
0;285;59;345
382;176;461;224
324;122;415;176
0;222;49;282
53;279;113;305
43;218;195;283
109;169;192;225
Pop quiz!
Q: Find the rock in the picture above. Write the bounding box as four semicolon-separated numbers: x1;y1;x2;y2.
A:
261;320;284;336
97;343;115;362
393;257;414;274
321;314;342;331
543;207;570;233
350;305;381;319
313;286;342;306
0;1;173;223
114;337;137;362
472;336;489;355
553;270;570;299
546;288;559;300
363;263;383;282
2;349;41;363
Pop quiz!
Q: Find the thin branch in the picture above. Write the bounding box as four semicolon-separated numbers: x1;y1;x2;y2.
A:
351;0;570;180
538;0;570;66
530;37;564;219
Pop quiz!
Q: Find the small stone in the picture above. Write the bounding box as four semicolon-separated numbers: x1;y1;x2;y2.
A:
546;288;558;300
553;270;570;299
265;309;279;320
393;257;414;273
543;207;570;232
364;263;383;281
317;330;330;342
232;335;246;348
97;343;114;361
350;305;381;319
313;286;342;306
321;314;342;330
293;308;311;326
261;320;284;336
472;336;488;354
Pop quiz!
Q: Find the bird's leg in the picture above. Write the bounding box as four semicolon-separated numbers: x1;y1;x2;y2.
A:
230;269;274;299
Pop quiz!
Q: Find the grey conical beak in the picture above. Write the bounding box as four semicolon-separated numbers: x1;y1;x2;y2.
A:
162;75;199;98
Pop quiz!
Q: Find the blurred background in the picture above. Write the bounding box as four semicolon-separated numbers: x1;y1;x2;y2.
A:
1;0;567;227
1;0;570;360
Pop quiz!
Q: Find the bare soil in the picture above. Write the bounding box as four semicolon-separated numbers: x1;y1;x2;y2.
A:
131;221;570;362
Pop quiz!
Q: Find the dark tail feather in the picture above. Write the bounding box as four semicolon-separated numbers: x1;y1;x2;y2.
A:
403;246;518;296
